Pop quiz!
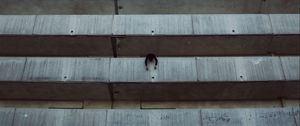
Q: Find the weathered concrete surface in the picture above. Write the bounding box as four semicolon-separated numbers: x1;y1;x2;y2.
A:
0;15;113;57
261;0;300;14
0;14;298;56
0;82;111;100
0;56;299;100
117;0;299;14
196;57;285;81
253;108;297;126
0;58;111;100
234;57;284;81
2;100;298;109
0;0;115;14
201;108;298;126
269;14;300;55
270;14;300;34
192;14;272;35
197;57;237;81
0;15;36;35
112;82;292;101
280;57;300;80
141;101;283;109
22;57;110;81
0;36;113;56
115;36;274;56
0;108;14;126
294;108;300;126
269;35;300;55
201;109;252;125
107;110;202;126
33;15;113;35
1;108;299;126
113;14;298;56
13;109;107;126
0;57;26;81
0;100;83;109
0;0;299;14
110;57;297;100
110;58;197;82
112;15;193;35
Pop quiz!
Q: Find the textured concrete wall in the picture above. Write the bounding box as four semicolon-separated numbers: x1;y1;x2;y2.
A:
0;0;299;14
0;14;299;56
1;108;299;126
0;56;299;101
0;0;115;14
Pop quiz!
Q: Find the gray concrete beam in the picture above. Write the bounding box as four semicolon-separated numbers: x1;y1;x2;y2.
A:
270;14;300;34
200;108;298;126
192;14;272;35
196;57;285;81
261;0;300;14
269;14;300;55
0;56;299;101
0;57;111;100
33;15;113;35
0;15;114;56
112;15;193;35
0;108;298;126
0;57;26;81
0;0;115;14
117;0;299;14
111;57;298;101
13;109;107;126
2;108;298;126
280;57;300;80
0;108;14;126
113;14;299;56
0;15;36;35
0;0;299;14
0;36;113;56
0;14;299;56
115;36;275;56
109;58;197;82
0;82;111;100
22;57;111;81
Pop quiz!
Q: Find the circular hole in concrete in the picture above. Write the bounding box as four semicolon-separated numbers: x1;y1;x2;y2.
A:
152;76;155;79
70;30;74;33
151;30;154;33
232;30;235;33
240;76;243;78
64;76;67;79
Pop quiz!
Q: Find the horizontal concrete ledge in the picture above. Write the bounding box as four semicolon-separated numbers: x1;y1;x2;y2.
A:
117;0;300;14
0;0;299;14
0;0;115;14
1;108;300;126
1;56;299;82
0;14;299;56
1;15;299;35
0;56;299;101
